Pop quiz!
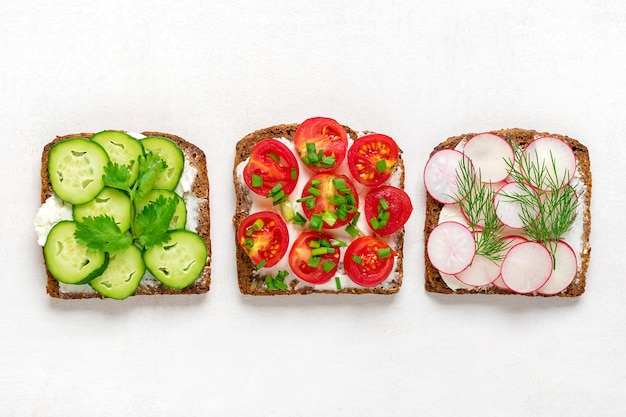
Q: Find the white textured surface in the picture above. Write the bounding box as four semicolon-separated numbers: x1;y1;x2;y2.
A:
1;1;625;416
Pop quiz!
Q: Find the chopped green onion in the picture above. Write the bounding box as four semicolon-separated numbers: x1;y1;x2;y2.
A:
301;155;311;165
291;168;297;180
274;280;288;290
308;187;322;196
244;238;254;249
271;191;286;205
309;214;323;230
276;270;289;281
309;240;320;248
377;247;392;259
351;211;361;225
311;179;322;187
370;217;380;229
330;239;347;247
322;260;336;273
319;239;331;247
251;174;263;188
376;159;387;172
345;224;359;237
335;277;342;290
321;156;335;167
256;259;267;270
269;183;283;195
308;256;321;268
253;218;264;230
306;142;316;154
293;212;307;226
268;151;280;163
312;247;335;256
333;178;347;189
379;198;389;210
322;210;338;227
351;255;363;265
280;200;295;221
265;275;277;290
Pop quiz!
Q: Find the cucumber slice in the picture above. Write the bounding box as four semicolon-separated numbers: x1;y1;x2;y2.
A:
140;136;184;191
143;230;207;289
73;187;133;233
89;245;145;300
91;131;144;186
48;138;109;205
133;189;187;233
44;221;109;284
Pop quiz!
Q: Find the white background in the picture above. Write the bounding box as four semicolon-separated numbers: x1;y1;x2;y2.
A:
1;1;625;416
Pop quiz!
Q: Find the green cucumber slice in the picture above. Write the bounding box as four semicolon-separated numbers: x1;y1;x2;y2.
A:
89;245;145;300
44;221;109;284
48;138;109;205
73;187;133;233
91;131;144;186
143;230;207;289
133;189;187;233
140;136;184;191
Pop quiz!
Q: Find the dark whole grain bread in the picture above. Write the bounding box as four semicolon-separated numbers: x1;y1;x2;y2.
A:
233;123;405;295
41;131;211;299
424;128;591;297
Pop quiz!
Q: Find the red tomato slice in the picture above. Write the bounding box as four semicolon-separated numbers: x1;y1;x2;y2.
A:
236;211;289;268
344;236;395;287
293;117;348;173
289;231;340;284
243;139;299;197
299;173;359;229
347;134;399;187
364;186;413;237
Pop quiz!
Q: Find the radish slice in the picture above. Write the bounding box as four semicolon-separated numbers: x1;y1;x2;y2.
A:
494;182;538;229
440;272;475;291
492;235;528;290
463;133;514;183
427;221;476;275
424;149;472;204
523;137;576;190
537;241;578;295
455;254;501;287
500;242;552;294
439;203;470;228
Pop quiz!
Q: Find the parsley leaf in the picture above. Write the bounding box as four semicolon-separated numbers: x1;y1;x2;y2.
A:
102;161;132;192
74;215;133;253
135;152;167;201
136;195;178;248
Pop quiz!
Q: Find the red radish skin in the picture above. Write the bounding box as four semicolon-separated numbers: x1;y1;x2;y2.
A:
537;241;578;295
501;241;552;294
427;221;476;275
494;182;539;229
463;133;514;183
455;254;501;287
523;137;576;191
492;235;528;290
424;149;472;204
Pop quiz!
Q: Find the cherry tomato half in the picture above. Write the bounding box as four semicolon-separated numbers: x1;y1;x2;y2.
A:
347;134;399;187
299;173;359;229
364;186;413;236
288;231;341;284
243;139;299;197
236;211;289;268
293;117;348;173
344;236;395;287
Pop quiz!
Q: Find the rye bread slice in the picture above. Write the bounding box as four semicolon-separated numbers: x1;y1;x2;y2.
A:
424;128;591;297
233;123;405;295
40;131;211;299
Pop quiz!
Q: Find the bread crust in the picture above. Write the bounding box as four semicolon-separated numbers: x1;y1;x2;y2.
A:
233;123;405;295
424;128;591;297
41;131;211;299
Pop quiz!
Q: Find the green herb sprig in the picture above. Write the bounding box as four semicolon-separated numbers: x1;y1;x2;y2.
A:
454;155;510;262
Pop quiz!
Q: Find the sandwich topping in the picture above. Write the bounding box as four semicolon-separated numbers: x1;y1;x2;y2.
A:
35;131;207;299
424;133;587;295
236;117;413;292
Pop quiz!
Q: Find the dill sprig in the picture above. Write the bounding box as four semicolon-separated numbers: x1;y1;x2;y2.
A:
502;148;579;266
454;156;510;262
